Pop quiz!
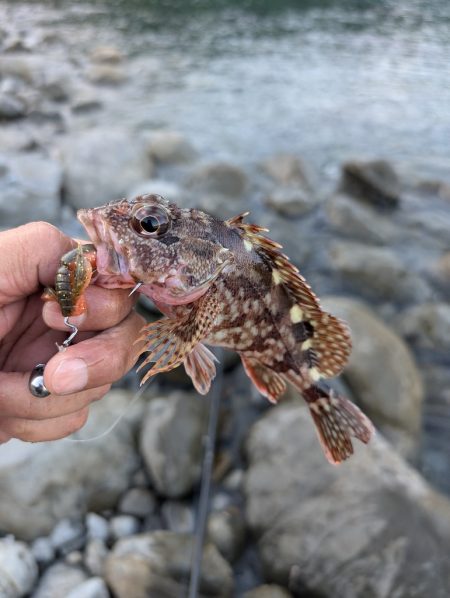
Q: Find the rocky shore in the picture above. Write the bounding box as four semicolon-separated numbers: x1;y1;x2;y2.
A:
1;6;450;597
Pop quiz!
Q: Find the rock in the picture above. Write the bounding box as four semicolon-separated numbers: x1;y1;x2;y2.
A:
145;130;197;164
128;179;182;203
435;252;450;283
119;487;156;518
244;585;292;598
244;401;450;598
50;519;85;555
325;194;397;244
264;186;318;217
339;159;401;208
85;513;109;543
161;500;195;533
187;162;247;198
207;507;246;562
0;390;140;541
33;563;88;598
90;46;124;64
31;537;55;567
262;153;310;187
0;537;38;597
109;515;140;541
104;531;234;598
139;393;208;498
60;129;153;209
0;93;27;119
321;297;424;456
66;578;109;598
328;241;431;303
396;303;450;353
87;65;127;85
84;539;108;577
0;152;62;226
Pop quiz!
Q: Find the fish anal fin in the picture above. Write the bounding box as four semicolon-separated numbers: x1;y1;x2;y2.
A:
241;355;287;403
184;343;218;395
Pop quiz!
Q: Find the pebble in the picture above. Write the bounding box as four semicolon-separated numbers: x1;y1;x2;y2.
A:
161;500;195;533
109;515;140;541
0;536;38;598
187;161;247;197
50;519;85;554
65;578;110;598
244;585;292;598
118;487;156;518
145;130;197;164
85;513;109;543
339;159;401;208
31;537;55;567
262;153;310;186
84;539;108;577
207;507;246;563
33;563;88;598
0;93;27;119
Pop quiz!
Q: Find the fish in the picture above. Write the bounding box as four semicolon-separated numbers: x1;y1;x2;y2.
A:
76;193;374;464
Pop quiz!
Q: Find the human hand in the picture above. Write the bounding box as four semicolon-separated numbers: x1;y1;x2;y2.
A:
0;222;144;443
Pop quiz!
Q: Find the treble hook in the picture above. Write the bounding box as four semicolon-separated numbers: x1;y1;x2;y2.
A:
29;317;80;398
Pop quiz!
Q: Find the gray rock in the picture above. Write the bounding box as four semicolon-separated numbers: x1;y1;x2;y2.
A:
396;303;450;353
60;128;153;209
145;130;197;164
0;537;38;598
87;65;126;85
66;578;109;598
207;507;245;563
0;152;62;225
244;585;292;598
84;539;108;577
265;186;318;218
187;162;247;198
104;531;234;598
0;390;140;541
31;537;55;567
70;87;102;114
139;393;208;498
90;46;124;64
325;194;397;244
161;500;195;533
109;515;140;541
32;563;88;598
119;487;156;518
262;153;310;186
244;401;450;598
50;519;85;554
85;513;109;543
328;241;431;303
0;93;27;119
128;179;182;203
435;252;450;283
340;159;401;208
322;297;424;456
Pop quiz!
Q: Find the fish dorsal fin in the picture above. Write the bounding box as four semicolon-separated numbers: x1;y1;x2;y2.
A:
226;212;351;377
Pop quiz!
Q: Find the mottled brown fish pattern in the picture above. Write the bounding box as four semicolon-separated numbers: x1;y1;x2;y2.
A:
77;194;374;464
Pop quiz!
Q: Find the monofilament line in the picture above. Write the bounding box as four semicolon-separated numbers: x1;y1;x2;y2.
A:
188;349;223;598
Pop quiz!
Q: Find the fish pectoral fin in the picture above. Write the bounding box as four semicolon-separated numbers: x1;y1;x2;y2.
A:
184;343;219;395
240;355;287;403
135;289;221;385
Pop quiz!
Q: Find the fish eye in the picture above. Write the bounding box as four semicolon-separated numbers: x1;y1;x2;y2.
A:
131;204;171;237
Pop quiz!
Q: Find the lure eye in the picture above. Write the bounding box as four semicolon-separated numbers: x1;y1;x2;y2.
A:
131;205;171;237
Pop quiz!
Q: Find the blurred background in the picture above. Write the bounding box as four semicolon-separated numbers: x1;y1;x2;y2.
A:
0;0;449;596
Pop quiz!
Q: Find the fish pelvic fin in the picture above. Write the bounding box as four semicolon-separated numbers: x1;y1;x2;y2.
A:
303;384;374;464
184;343;218;395
240;355;287;403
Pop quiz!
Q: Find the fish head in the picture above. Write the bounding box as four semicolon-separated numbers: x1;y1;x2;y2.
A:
77;194;232;304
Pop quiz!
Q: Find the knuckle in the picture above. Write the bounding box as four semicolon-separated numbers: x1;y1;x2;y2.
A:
27;221;62;243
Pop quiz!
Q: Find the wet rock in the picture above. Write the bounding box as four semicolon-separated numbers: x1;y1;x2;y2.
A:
187;162;247;198
0;93;27;119
31;537;55;567
0;152;62;226
60;128;153;209
435;252;450;283
128;179;182;203
244;401;450;598
50;519;85;555
85;513;109;543
265;186;318;217
340;159;401;208
66;578;109;598
0;537;38;597
325;194;397;244
244;585;292;598
33;563;88;598
396;303;450;353
161;500;195;533
0;390;140;541
139;393;208;498
322;297;424;456
329;241;431;303
262;153;310;187
207;507;246;563
87;65;127;85
145;130;197;164
109;515;140;541
90;46;124;64
104;531;234;598
119;487;156;519
84;539;108;577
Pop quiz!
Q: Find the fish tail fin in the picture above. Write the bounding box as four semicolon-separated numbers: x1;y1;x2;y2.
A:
303;384;374;464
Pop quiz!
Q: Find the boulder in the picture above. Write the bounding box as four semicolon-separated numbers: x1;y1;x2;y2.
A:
0;537;38;598
60;128;153;209
339;159;401;208
244;401;450;598
321;297;424;456
186;162;247;198
0;152;62;225
104;531;234;598
139;393;208;498
0;390;140;540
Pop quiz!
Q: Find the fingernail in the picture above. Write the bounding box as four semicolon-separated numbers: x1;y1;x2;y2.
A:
52;358;88;395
